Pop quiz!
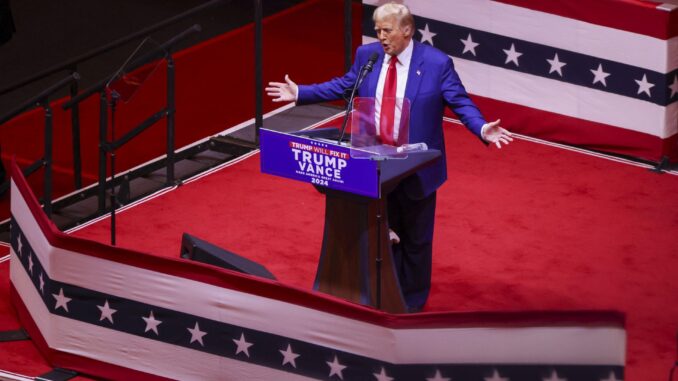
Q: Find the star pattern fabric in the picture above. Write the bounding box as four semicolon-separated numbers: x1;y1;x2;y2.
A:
188;322;207;346
365;8;675;109
427;369;451;381
97;300;117;323
279;344;300;368
547;53;567;77
233;333;253;357
503;43;523;66
485;369;510;381
542;370;567;381
591;64;611;87
600;371;623;381
53;288;71;312
373;366;394;381
634;74;654;97
418;23;436;45
327;355;347;380
669;75;678;99
142;310;162;335
460;33;479;56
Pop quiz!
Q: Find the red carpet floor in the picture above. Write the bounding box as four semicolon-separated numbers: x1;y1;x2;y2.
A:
2;121;678;380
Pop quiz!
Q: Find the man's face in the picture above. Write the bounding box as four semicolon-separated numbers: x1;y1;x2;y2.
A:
374;16;411;56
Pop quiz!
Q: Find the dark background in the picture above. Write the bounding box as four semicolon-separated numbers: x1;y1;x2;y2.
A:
0;0;303;116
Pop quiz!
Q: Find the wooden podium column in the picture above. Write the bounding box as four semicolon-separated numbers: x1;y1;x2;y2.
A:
314;189;407;313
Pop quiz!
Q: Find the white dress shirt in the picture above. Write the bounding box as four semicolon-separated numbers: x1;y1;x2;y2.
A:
374;39;413;141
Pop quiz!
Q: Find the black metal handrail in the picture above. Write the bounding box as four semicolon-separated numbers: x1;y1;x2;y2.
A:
0;73;80;216
0;73;80;125
75;25;201;215
0;0;222;192
1;0;355;226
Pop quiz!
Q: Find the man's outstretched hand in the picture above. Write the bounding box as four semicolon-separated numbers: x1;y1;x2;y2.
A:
266;74;298;102
482;119;513;149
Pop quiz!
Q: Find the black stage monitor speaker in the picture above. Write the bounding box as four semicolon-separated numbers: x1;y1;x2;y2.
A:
180;233;276;280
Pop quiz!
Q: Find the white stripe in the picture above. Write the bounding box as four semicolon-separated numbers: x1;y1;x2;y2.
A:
364;36;676;138
444;117;678;175
64;185;177;234
365;0;677;72
0;370;34;381
11;183;625;365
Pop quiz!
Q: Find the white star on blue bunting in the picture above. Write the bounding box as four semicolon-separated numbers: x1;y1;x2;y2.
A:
233;333;253;357
97;300;117;324
591;64;611;87
418;23;436;45
280;343;300;368
188;322;207;346
460;33;479;56
327;355;347;380
634;74;654;97
503;43;522;66
52;288;71;312
142;310;162;335
547;53;567;77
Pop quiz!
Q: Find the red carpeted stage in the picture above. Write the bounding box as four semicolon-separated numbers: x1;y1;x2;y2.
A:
2;115;678;379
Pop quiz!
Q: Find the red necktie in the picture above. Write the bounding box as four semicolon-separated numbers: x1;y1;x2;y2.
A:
379;56;398;146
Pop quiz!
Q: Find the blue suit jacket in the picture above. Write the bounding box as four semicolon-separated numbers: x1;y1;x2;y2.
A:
298;41;487;199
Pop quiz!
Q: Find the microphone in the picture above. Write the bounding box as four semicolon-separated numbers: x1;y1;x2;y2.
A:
363;53;379;74
337;52;380;144
396;143;428;153
355;52;379;91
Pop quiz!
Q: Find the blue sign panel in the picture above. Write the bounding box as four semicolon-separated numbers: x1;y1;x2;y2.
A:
260;129;379;198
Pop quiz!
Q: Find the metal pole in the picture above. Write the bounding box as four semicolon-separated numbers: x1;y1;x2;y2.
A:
42;101;53;217
69;66;83;190
109;94;118;246
98;91;108;213
344;0;353;72
254;0;263;144
166;55;176;186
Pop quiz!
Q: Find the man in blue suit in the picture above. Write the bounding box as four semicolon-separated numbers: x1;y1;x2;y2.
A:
267;2;512;312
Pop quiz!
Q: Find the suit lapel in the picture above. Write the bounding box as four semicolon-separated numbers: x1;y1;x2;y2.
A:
405;41;424;105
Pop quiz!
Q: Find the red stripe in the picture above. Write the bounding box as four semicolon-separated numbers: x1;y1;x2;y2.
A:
10;159;625;329
461;95;677;163
492;0;678;39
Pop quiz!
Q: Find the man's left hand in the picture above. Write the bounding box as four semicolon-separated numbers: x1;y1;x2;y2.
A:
481;119;513;149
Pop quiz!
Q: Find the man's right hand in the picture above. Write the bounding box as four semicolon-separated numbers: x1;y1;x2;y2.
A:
266;74;298;102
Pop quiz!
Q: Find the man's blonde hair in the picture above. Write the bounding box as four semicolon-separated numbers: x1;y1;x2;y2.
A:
373;2;415;33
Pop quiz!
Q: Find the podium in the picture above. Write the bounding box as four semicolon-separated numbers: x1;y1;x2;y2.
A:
260;98;439;312
260;127;440;312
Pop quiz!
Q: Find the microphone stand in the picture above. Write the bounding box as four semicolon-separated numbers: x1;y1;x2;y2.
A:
337;60;376;144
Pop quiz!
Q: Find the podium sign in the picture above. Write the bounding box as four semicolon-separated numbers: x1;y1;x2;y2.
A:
260;128;380;198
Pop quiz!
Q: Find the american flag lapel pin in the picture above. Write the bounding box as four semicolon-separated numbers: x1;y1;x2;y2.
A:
417;70;421;76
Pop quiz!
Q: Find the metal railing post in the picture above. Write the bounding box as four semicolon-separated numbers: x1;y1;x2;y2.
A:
69;65;83;190
98;90;108;213
42;101;54;217
166;54;176;185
